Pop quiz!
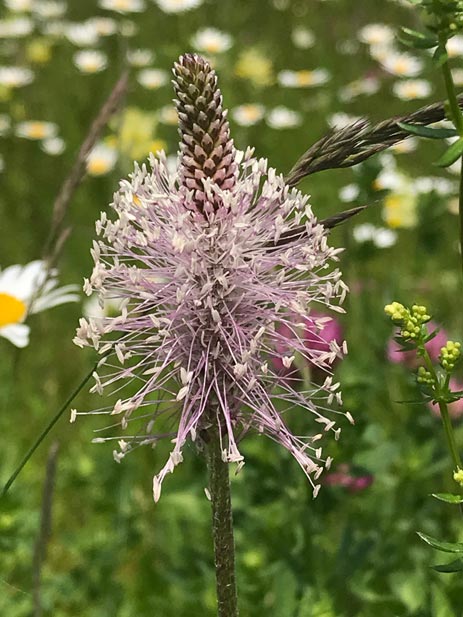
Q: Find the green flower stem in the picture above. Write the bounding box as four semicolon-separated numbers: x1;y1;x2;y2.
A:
422;348;462;472
1;358;100;499
438;35;463;274
439;41;463;135
206;421;239;617
438;400;463;472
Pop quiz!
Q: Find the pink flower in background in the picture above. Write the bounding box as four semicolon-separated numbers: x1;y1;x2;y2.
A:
387;320;448;367
273;312;343;376
428;378;463;420
324;464;373;493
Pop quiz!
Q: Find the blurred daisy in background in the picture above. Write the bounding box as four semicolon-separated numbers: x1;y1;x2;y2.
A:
339;76;380;102
137;68;169;89
291;26;315;49
191;27;232;54
447;35;463;58
353;223;397;248
86;140;118;176
379;52;423;77
32;1;67;19
328;112;363;129
0;66;34;88
127;48;154;67
154;0;204;12
278;68;330;87
15;120;58;140
0;261;79;348
392;78;432;100
5;0;33;11
234;48;273;86
88;17;118;37
158;104;178;125
65;22;100;47
265;106;302;129
0;16;33;38
41;136;65;155
358;23;395;47
99;0;146;12
73;49;108;74
231;103;265;127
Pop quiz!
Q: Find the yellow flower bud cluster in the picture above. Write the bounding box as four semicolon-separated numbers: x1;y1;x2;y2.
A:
384;302;431;341
453;467;463;487
416;366;434;386
440;341;461;372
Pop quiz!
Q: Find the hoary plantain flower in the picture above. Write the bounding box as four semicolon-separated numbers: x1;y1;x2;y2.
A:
74;54;352;502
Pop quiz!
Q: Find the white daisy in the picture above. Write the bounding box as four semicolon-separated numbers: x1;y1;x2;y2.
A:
73;50;108;74
15;120;58;140
65;22;100;47
41;136;66;155
338;76;380;102
447;35;463;58
86;142;118;176
191;28;233;54
0;261;79;348
392;79;432;100
278;68;330;87
154;0;203;13
379;52;423;77
0;17;33;38
266;106;302;129
353;223;397;248
99;0;146;12
231;103;265;127
291;26;315;49
127;48;154;67
87;17;118;37
5;0;32;11
32;1;67;18
339;184;360;202
137;68;169;89
358;23;395;46
0;66;34;88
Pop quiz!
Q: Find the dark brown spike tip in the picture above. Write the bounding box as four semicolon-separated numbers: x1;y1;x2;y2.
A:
173;54;237;212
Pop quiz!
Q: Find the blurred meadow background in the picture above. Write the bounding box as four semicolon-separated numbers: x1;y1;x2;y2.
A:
2;0;463;615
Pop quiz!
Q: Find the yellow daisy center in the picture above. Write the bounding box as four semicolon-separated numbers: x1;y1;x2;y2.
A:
0;293;26;327
88;158;111;175
26;122;48;139
296;71;315;86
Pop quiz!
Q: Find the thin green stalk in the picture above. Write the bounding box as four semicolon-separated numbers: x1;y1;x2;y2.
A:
422;348;462;471
206;420;239;617
438;35;463;274
1;358;99;499
438;401;462;472
439;41;463;135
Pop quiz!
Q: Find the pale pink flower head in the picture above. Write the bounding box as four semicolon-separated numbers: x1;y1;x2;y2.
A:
387;320;448;368
74;54;351;501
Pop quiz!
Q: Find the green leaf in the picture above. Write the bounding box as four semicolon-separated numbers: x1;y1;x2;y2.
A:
431;558;463;573
397;122;457;139
399;27;437;49
435;138;463;167
431;492;463;504
417;532;463;553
